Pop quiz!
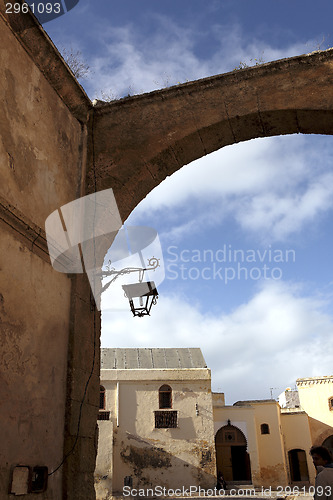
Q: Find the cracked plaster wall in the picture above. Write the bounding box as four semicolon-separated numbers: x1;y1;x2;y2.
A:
96;369;216;496
0;4;92;497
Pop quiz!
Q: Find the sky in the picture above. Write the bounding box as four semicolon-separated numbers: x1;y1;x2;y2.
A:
42;0;333;404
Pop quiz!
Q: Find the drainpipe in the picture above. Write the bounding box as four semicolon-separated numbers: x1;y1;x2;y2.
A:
116;382;120;427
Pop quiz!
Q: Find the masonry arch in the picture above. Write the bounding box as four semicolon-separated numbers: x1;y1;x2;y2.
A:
313;428;333;449
322;435;333;458
90;49;333;228
215;424;252;482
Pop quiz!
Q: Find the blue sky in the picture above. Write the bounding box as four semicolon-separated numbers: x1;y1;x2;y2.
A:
44;1;333;403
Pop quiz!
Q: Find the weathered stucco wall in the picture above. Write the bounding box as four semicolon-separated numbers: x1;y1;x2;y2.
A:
280;412;315;484
98;369;216;495
0;230;71;497
0;3;96;497
213;401;289;487
297;377;333;445
95;416;113;499
0;25;81;224
252;402;287;487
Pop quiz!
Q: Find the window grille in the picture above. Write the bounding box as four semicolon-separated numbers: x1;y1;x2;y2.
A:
98;411;110;421
155;410;177;428
100;386;105;410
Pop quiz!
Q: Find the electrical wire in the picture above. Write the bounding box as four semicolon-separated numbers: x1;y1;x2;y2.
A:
49;112;98;476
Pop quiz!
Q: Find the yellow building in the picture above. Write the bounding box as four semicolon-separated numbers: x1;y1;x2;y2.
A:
296;376;333;454
95;349;333;497
214;396;315;487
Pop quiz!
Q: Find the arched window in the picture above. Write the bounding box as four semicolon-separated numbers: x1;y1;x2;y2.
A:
328;397;333;411
98;385;110;421
159;385;172;409
261;423;270;435
100;386;106;410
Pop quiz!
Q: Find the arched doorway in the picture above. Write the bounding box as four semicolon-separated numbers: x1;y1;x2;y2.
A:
288;449;309;482
215;424;252;483
322;435;333;458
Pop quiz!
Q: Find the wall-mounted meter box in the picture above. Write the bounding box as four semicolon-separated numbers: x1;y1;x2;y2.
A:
10;466;30;495
10;465;48;495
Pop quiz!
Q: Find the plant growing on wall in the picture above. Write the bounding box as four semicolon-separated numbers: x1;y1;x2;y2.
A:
59;46;90;79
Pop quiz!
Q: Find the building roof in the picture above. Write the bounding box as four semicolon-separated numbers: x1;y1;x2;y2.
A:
297;375;333;385
233;399;276;406
101;348;207;370
278;389;300;408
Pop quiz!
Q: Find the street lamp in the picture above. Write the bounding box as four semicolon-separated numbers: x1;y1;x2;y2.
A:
122;281;158;317
101;257;160;317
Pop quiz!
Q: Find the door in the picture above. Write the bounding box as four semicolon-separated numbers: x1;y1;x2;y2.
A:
215;424;252;482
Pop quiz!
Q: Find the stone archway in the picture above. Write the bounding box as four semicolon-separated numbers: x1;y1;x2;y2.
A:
322;435;333;458
313;427;333;449
89;49;333;225
215;424;252;483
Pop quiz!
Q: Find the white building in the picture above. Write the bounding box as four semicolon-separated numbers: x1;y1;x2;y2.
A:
95;348;216;496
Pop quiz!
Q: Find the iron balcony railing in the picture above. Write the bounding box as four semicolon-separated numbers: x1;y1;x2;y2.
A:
97;410;110;421
154;410;178;428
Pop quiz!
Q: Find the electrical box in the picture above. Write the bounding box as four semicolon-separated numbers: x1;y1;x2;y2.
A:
10;466;30;495
31;466;48;493
124;475;133;487
10;465;48;495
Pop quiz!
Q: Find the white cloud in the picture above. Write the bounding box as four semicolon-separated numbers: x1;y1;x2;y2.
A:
102;279;333;404
131;136;301;209
129;135;333;243
236;172;333;241
83;16;310;99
